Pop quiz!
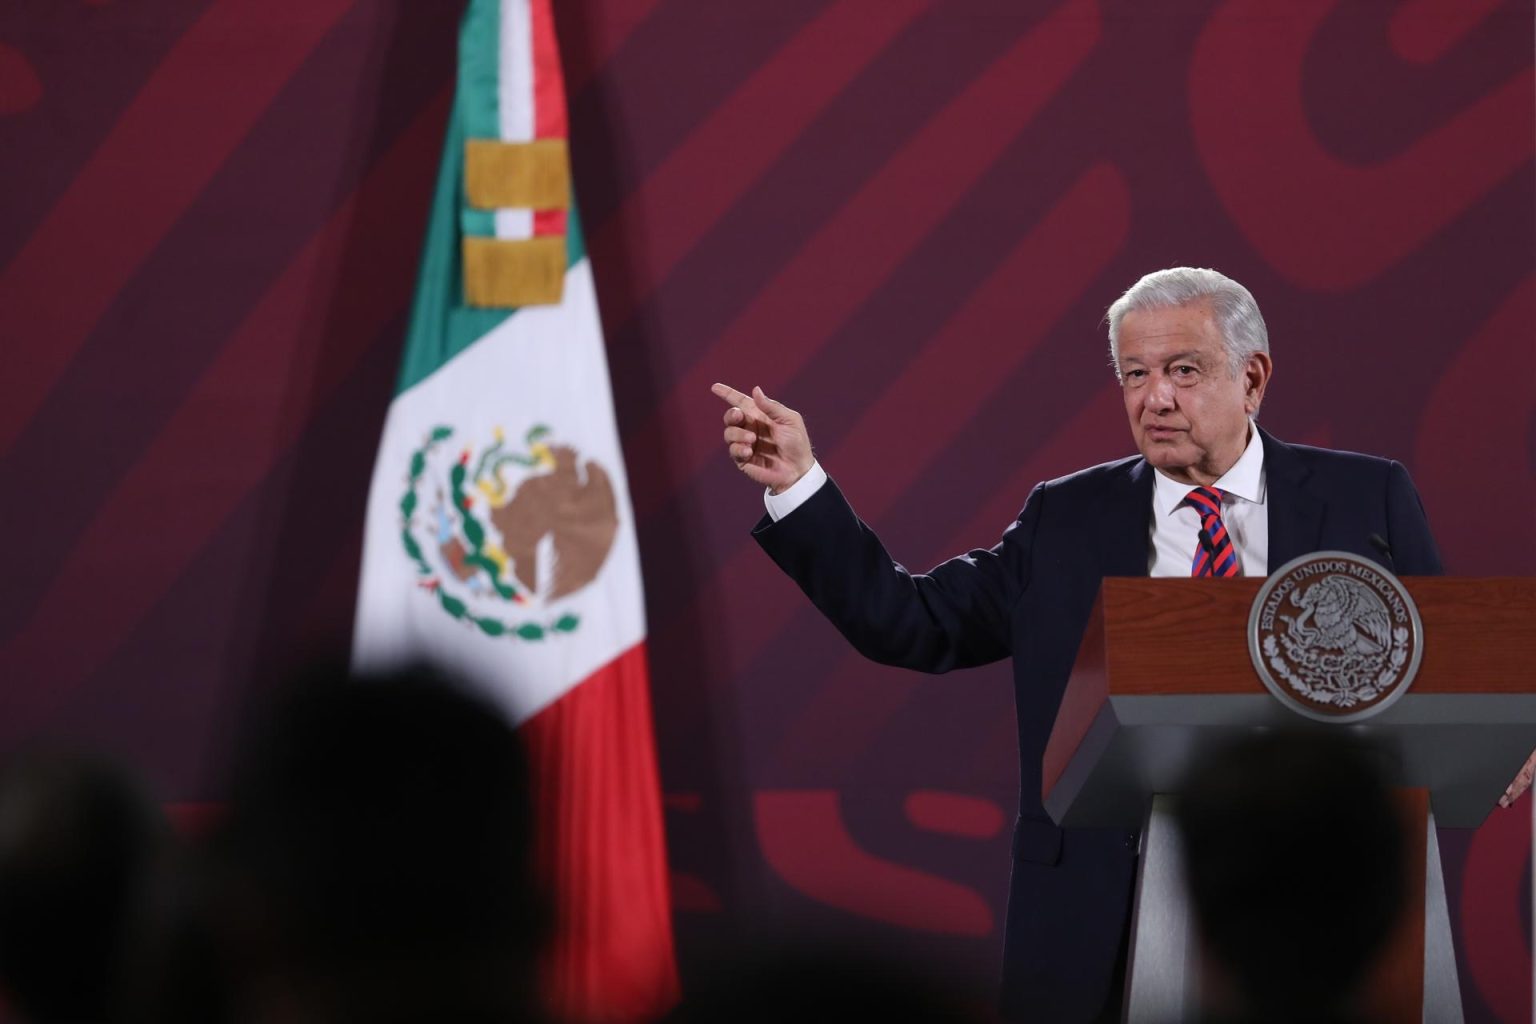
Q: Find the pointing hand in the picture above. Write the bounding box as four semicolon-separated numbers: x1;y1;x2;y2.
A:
1499;748;1536;808
711;383;815;494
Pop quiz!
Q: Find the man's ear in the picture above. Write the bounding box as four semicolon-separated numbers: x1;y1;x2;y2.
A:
1243;352;1273;415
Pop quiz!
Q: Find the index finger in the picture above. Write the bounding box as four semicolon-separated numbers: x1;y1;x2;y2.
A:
711;382;755;410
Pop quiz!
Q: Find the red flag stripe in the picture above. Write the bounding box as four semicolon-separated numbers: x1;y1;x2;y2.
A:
521;642;679;1021
531;0;568;239
531;0;567;140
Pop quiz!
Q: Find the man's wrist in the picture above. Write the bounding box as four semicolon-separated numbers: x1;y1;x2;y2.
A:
764;461;827;521
767;463;811;496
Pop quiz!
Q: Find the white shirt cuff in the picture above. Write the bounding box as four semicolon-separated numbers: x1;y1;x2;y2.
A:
763;461;828;521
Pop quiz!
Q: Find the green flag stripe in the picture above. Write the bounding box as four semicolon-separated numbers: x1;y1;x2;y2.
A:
459;0;500;141
564;202;587;267
461;208;497;237
393;85;590;398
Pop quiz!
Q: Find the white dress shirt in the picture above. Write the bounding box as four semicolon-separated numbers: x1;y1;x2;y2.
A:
763;460;828;521
765;425;1269;577
1148;424;1268;577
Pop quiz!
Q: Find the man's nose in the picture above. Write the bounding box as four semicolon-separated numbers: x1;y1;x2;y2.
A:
1146;374;1176;411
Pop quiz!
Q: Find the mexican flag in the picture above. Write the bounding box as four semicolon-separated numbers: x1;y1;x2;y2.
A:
352;0;677;1019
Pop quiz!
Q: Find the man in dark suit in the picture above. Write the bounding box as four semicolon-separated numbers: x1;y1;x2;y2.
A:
712;267;1443;1022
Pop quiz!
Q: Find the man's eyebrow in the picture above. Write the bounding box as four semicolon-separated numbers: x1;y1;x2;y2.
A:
1120;350;1205;367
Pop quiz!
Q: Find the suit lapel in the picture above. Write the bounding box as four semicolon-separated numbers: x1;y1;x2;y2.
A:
1095;431;1321;577
1260;427;1325;568
1098;458;1155;577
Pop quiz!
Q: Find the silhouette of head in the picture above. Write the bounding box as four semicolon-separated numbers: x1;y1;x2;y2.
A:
0;751;168;1023
662;941;982;1023
204;663;544;1022
1175;729;1406;1021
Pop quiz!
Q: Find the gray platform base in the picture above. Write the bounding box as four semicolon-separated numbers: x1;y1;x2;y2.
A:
1122;796;1462;1023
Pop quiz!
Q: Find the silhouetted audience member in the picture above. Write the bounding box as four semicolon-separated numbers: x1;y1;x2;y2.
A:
143;663;546;1024
1174;730;1408;1024
0;751;169;1023
661;940;986;1023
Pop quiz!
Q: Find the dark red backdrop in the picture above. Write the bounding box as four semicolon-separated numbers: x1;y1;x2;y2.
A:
1;1;1531;1019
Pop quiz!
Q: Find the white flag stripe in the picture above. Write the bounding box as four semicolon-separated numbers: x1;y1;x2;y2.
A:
352;259;645;726
493;0;538;242
495;207;534;239
498;0;534;142
353;2;677;1010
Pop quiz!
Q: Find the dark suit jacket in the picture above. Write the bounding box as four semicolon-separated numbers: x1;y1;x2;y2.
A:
752;428;1441;1022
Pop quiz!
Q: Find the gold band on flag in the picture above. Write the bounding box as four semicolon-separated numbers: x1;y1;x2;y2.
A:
464;138;570;210
462;236;566;307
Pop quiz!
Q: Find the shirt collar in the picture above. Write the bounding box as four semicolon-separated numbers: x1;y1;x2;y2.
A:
1152;422;1267;518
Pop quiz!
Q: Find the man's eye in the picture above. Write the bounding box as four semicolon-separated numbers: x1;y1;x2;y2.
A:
1125;369;1147;380
1173;365;1198;377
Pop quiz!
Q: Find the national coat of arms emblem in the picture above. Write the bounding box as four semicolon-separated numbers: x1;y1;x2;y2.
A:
1248;552;1424;722
398;424;619;639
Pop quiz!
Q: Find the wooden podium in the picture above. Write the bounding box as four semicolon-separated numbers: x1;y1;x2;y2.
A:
1042;577;1536;1023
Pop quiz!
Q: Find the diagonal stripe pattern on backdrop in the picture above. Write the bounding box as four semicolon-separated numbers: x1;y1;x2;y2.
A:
0;89;451;736
588;0;928;332
0;0;357;455
625;0;1103;522
656;161;1127;717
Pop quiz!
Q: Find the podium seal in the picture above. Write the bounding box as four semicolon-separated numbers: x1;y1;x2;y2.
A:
1248;552;1424;723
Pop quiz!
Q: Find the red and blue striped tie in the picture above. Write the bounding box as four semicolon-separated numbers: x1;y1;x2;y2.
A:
1184;486;1240;577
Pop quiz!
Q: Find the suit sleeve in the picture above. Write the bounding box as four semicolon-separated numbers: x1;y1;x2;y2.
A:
752;476;1042;673
1384;460;1443;575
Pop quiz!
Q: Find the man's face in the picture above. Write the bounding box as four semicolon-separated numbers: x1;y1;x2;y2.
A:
1117;300;1271;486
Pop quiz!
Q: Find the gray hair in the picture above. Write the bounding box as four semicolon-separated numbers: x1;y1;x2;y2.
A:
1106;267;1268;379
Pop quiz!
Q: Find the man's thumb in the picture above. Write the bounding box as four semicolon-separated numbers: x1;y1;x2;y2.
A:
753;385;790;420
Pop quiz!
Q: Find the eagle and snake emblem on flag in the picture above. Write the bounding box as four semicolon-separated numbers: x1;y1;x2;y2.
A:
397;423;618;640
